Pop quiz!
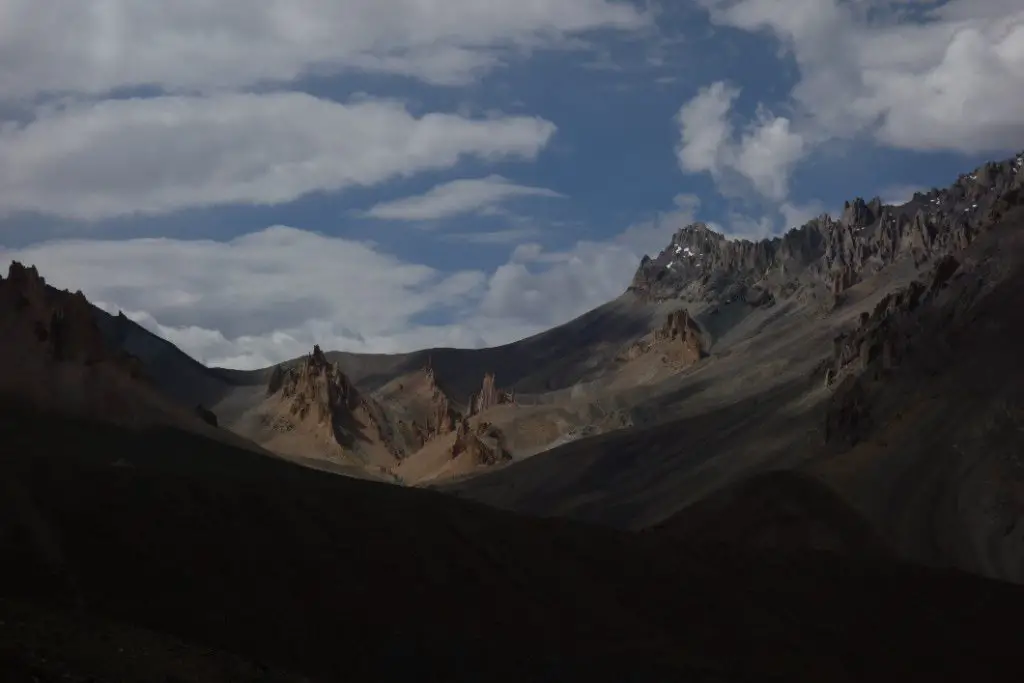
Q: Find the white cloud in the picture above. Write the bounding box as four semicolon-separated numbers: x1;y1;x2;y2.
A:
675;82;806;201
364;175;563;221
674;0;1023;229
700;0;1024;153
675;82;739;175
0;0;648;97
878;184;928;206
720;211;776;241
2;220;657;369
779;199;824;230
440;228;543;245
510;242;545;262
2;226;495;368
2;226;482;337
732;112;805;200
478;239;640;328
0;93;557;220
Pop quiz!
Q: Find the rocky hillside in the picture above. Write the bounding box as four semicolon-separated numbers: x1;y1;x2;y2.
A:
0;262;206;432
450;152;1024;583
0;263;275;465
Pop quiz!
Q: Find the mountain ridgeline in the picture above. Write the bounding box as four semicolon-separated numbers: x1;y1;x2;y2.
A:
631;152;1023;306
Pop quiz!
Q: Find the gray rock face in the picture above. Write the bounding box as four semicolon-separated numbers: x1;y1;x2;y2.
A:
629;151;1024;304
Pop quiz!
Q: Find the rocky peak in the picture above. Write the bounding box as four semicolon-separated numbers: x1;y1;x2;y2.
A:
839;197;882;229
5;261;46;300
2;261;116;366
629;150;1024;305
310;344;329;367
267;346;362;426
629;221;788;304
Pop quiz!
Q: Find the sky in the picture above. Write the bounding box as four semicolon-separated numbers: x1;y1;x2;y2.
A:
1;0;1022;369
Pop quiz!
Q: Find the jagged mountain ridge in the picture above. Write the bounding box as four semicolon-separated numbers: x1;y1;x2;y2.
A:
630;151;1024;306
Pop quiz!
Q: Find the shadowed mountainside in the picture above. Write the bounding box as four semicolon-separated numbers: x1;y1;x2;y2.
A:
3;406;1024;682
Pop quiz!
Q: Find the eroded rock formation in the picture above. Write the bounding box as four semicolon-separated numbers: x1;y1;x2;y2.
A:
654;309;704;365
269;345;362;423
468;373;515;416
621;308;705;367
265;345;397;455
423;365;456;438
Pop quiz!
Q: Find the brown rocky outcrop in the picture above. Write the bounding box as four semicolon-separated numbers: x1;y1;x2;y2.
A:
265;345;396;454
450;417;511;466
270;345;362;424
424;365;456;437
621;308;705;367
468;373;515;416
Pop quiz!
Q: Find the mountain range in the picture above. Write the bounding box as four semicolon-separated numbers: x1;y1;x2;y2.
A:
2;150;1024;681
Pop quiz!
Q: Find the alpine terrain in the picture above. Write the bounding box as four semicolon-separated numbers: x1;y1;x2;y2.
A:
2;151;1024;681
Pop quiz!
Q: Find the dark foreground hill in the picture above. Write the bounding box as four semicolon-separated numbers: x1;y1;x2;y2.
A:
3;406;1024;682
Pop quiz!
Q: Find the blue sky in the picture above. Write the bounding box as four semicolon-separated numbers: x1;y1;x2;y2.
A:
1;0;1022;368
